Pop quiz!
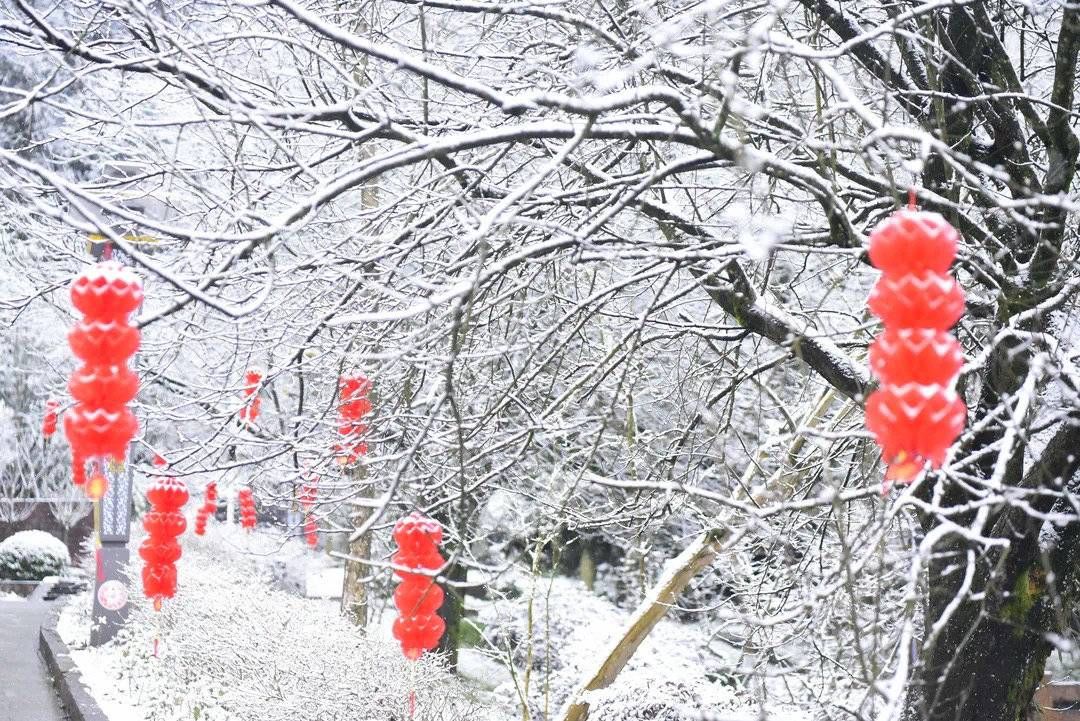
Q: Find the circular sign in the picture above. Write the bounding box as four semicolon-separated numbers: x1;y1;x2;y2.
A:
96;580;129;611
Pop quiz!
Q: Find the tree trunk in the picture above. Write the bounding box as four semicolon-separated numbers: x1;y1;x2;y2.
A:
340;464;372;626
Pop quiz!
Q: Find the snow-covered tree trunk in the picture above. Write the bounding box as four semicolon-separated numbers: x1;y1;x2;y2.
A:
340;465;371;627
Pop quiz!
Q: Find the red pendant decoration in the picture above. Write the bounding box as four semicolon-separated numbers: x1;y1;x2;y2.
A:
865;201;967;486
299;474;319;547
335;374;372;466
238;369;263;423
238;486;257;531
42;399;59;438
140;476;188;610
194;481;218;536
391;513;446;660
64;262;142;499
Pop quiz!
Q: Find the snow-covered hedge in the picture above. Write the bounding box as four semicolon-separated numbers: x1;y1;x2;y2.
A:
0;530;69;580
60;528;489;721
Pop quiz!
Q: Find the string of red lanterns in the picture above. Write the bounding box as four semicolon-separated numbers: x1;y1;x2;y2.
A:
392;513;446;719
864;200;967;485
391;513;446;660
238;369;263;423
140;476;188;611
63;263;143;499
42;399;59;438
335;374;371;466
194;482;218;536
299;475;318;547
238;486;257;531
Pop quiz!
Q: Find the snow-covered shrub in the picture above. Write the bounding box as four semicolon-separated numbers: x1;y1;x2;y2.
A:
60;529;487;721
480;573;740;720
0;530;69;580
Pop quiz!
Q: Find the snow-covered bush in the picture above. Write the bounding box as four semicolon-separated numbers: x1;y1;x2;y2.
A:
0;529;69;580
61;529;488;721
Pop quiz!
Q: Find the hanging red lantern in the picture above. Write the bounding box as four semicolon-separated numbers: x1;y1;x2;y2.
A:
865;385;967;475
299;475;318;547
69;262;144;320
867;271;965;329
237;486;257;531
238;370;263;423
193;481;218;536
68;365;139;409
141;476;188;610
152;453;167;468
391;513;446;660
869;330;964;386
336;374;372;466
865;200;967;486
42;399;59;438
867;209;959;275
64;262;142;498
72;455;86;486
68;321;141;366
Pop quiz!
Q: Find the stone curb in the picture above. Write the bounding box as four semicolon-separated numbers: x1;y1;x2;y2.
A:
38;609;110;721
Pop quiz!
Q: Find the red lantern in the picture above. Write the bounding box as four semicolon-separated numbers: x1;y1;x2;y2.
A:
42;399;59;438
336;374;372;466
194;481;217;536
867;271;965;329
869;330;964;386
238;370;263;423
865;385;967;476
865;204;966;487
867;209;958;275
391;513;446;660
141;476;188;610
194;511;208;536
68;321;141;366
152;453;167;468
68;365;139;410
238;486;257;531
69;262;144;320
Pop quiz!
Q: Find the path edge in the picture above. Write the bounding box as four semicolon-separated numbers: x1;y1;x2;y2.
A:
38;608;110;721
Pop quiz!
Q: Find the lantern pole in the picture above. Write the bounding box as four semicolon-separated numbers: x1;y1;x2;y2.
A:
86;237;137;646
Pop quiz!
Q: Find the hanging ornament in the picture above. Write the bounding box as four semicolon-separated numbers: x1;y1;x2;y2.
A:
42;399;59;438
335;374;372;466
193;481;218;536
237;486;257;531
867;208;959;275
864;198;967;486
238;370;263;423
141;477;188;610
391;512;446;660
867;271;965;329
64;262;142;498
869;330;964;386
299;475;319;547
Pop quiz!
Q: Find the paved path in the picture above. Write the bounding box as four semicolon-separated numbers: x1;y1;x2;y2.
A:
0;594;67;721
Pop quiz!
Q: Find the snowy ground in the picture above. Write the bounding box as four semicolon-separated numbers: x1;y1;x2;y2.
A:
56;522;802;720
58;525;493;721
